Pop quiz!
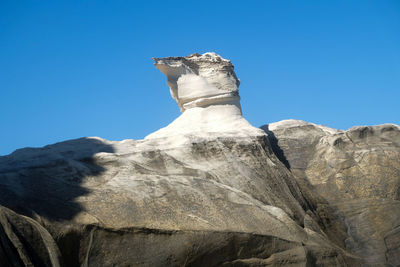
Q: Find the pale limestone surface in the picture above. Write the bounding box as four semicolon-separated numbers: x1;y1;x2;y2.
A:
148;52;264;139
153;52;240;112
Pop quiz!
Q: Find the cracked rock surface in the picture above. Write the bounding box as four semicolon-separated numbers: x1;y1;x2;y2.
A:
263;119;400;266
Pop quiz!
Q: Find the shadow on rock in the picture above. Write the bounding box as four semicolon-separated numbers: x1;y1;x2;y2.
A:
0;137;114;222
261;124;291;169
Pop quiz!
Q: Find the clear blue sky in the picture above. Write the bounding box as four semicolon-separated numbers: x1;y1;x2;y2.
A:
1;1;399;155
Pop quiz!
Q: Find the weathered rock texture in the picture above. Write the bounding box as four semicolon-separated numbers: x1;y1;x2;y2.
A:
153;52;240;112
0;53;397;266
0;134;361;266
262;119;400;266
148;53;263;139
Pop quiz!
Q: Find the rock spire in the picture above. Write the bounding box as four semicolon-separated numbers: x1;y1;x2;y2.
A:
148;52;264;139
153;52;241;112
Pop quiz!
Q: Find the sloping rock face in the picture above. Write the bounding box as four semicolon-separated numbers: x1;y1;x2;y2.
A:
0;205;62;267
262;120;400;266
0;136;360;266
0;53;378;266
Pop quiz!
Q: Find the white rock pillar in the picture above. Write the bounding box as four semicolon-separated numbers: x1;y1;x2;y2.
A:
147;52;264;139
153;52;242;113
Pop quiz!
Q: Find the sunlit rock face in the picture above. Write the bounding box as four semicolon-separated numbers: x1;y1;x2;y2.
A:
153;52;241;112
0;53;378;266
263;120;400;266
148;52;264;139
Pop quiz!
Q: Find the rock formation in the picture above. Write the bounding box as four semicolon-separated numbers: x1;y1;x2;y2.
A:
153;52;240;112
0;52;398;266
148;53;263;139
262;120;400;266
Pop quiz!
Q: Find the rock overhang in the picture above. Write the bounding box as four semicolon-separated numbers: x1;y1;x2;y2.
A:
153;52;241;112
147;52;265;139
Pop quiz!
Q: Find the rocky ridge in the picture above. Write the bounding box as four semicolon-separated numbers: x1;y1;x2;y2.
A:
0;53;398;266
262;119;400;266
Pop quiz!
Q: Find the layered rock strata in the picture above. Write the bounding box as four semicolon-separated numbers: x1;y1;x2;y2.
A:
2;53;397;266
148;53;263;139
153;52;240;112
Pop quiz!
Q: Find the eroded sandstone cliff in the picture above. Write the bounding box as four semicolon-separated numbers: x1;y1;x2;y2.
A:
0;53;397;266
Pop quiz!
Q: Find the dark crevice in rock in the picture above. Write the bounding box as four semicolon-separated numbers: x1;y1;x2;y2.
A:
260;125;291;169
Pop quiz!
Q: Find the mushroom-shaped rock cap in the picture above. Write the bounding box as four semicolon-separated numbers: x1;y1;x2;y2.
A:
153;52;241;112
147;53;265;139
